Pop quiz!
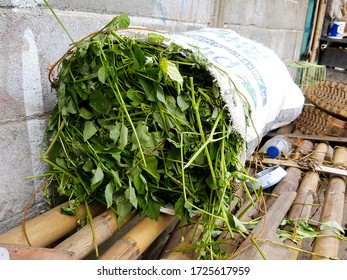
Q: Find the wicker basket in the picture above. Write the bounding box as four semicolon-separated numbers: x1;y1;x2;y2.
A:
305;81;347;120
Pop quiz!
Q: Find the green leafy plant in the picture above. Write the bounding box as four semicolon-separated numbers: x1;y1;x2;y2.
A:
40;12;259;259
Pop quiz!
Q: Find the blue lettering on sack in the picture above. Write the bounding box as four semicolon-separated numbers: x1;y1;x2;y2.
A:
180;33;267;106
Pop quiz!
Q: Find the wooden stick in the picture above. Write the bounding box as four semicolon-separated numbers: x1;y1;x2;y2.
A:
98;214;177;260
0;202;105;247
55;209;136;259
311;147;347;260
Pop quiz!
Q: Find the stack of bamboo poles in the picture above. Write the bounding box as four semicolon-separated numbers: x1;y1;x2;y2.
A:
0;124;346;260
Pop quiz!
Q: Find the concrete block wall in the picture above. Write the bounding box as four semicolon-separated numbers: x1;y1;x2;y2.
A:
0;0;309;233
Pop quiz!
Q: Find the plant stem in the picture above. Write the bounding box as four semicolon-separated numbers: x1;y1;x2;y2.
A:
43;0;75;44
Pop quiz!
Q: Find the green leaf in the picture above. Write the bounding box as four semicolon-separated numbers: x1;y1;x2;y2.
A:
156;85;167;105
110;170;122;189
105;182;114;208
276;229;300;243
90;89;111;114
177;95;190;111
296;223;317;238
160;58;183;85
133;173;147;195
115;195;133;223
148;33;166;44
91;165;104;191
226;212;248;233
131;121;151;151
118;123;128;151
138;77;157;101
66;99;77;114
174;196;186;220
138;193;161;220
98;66;107;84
139;155;159;182
131;43;146;69
146;193;161;220
83;121;98;141
83;158;94;172
125;181;137;209
126;89;144;107
79;107;94;120
320;221;345;234
117;13;131;28
56;158;67;169
109;123;121;144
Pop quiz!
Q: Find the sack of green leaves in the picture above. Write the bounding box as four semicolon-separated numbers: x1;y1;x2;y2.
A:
41;14;304;257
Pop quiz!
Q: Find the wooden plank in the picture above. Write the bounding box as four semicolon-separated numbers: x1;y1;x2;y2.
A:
247;157;347;177
266;132;347;143
0;244;75;260
230;191;297;260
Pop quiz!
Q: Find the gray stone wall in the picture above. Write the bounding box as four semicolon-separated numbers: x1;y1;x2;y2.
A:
0;0;309;232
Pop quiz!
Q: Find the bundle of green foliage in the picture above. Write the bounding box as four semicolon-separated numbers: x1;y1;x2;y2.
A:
41;14;257;259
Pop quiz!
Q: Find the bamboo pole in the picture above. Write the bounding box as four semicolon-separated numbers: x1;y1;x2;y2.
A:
159;221;204;260
55;210;137;259
230;191;297;260
0;243;75;260
285;142;328;259
311;146;347;260
98;214;177;260
284;172;321;259
0;202;105;247
310;0;327;63
307;0;321;56
261;167;303;212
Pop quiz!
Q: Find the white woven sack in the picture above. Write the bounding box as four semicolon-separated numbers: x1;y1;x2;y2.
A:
171;28;305;159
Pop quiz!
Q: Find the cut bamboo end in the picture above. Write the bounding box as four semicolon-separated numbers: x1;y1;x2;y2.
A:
98;214;177;260
0;202;105;247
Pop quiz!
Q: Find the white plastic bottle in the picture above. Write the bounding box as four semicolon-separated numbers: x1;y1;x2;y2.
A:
260;135;292;158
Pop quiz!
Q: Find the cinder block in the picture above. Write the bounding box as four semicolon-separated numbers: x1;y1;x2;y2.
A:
2;0;44;8
0;121;39;233
223;0;309;31
48;0;213;24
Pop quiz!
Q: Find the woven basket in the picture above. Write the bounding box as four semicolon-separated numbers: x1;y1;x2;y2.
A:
293;104;347;137
305;81;347;120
